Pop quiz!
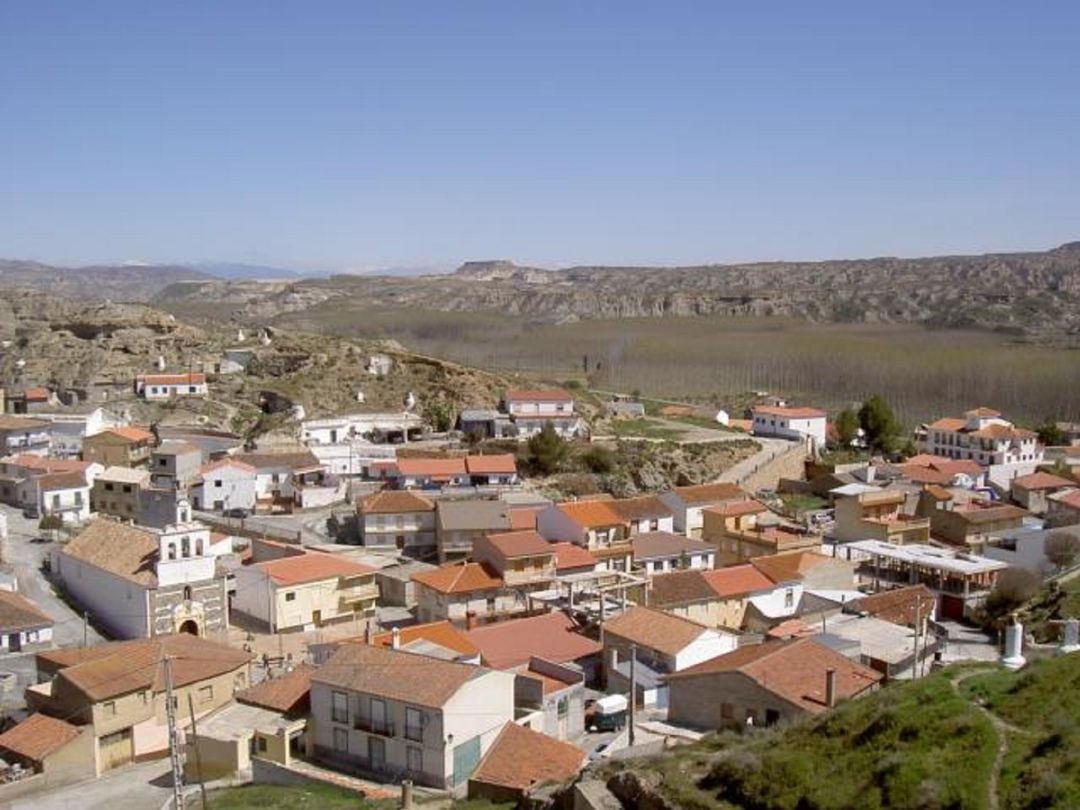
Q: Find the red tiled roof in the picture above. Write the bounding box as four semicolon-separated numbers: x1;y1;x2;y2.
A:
556;500;624;528
0;590;53;633
750;551;834;585
140;373;206;385
359;490;435;515
704;499;769;518
927;418;968;432
550;542;597;572
23;387;50;401
464;454;518;475
0;714;81;764
1012;472;1075;491
505;389;574;403
35;471;89;491
470;722;584;793
611;495;674;522
971;424;1038;440
964;407;1001;418
104;426;156;443
465;612;600;670
371;621;480;658
483;530;554;559
255;552;375;586
4;455;90;474
1050;489;1080;511
601;606;710;657
847;586;937;627
199;458;257;474
648;570;719;607
412;562;504;594
509;507;540;531
395;457;467;477
236;664;315;715
702;564;776;598
666;637;882;713
671;482;745;505
753;405;827;419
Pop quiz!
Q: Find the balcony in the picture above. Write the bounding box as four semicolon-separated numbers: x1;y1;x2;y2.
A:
353;716;395;737
339;583;379;608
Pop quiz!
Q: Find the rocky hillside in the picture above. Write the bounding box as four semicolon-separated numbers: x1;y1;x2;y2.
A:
0;260;213;301
150;243;1080;343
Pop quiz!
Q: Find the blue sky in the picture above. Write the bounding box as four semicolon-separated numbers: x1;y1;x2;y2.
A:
2;2;1078;270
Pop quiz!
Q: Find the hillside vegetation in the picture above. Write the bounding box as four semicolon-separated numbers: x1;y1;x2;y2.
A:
596;654;1080;810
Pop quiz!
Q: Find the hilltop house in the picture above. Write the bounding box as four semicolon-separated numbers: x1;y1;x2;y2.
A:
134;372;208;400
309;643;515;792
751;405;827;449
919;407;1043;486
53;513;230;638
665;637;882;730
502;389;582;439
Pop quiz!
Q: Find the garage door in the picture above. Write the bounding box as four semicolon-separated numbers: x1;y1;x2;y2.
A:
99;728;133;771
940;594;965;621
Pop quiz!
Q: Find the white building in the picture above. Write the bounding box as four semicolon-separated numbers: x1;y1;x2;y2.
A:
502;389;582;439
0;455;101;523
300;413;424;446
52;511;229;638
921;407;1043;487
190;459;258;513
0;590;54;652
751;405;827;449
135;373;209;400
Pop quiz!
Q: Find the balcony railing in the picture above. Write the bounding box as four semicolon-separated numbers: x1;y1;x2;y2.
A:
353;716;395;737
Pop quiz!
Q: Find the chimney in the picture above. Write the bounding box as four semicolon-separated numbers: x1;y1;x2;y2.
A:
391;627;401;650
465;611;478;631
825;668;837;708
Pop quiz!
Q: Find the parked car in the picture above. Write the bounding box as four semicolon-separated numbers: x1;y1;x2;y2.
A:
223;507;251;519
22;505;40;520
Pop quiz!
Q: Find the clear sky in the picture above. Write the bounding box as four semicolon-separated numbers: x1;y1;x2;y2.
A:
2;1;1078;271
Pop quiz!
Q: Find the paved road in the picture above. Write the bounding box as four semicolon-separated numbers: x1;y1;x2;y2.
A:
11;758;174;810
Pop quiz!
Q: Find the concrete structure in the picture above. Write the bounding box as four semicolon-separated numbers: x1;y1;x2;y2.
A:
232;450;329;512
53;514;229;638
751;405;827;450
310;643;515;792
833;489;931;545
702;500;821;565
300;412;424;446
632;531;715;574
983;524;1080;579
231;551;378;633
148;440;202;489
91;466;152;520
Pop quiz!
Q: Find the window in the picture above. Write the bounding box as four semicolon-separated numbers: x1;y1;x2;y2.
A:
167;542;177;561
485;597;496;614
74;491;83;505
104;482;115;492
181;536;190;556
214;479;222;488
405;707;423;741
331;690;349;724
557;697;569;718
406;745;423;774
52;494;60;509
103;701;117;717
183;585;192;601
368;736;386;768
333;727;348;752
159;458;167;467
256;736;268;753
198;684;213;703
188;386;197;394
122;485;132;494
285;592;296;602
766;709;780;726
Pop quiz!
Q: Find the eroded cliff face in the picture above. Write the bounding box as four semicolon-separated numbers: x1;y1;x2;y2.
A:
149;245;1080;342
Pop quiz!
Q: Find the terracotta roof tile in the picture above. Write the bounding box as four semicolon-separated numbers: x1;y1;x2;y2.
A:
412;562;504;594
464;454;518;475
704;499;769;518
648;570;718;607
395;457;467;477
665;637;882;714
509;507;540;531
61;519;161;586
632;532;713;561
236;664;315;715
610;495;674;522
1050;489;1080;510
1012;472;1075;491
670;482;745;505
847;586;936;627
750;551;834;585
371;621;480;658
601;606;709;657
505;389;574;403
753;405;827;419
0;714;81;763
464;612;600;670
140;373;206;385
702;564;776;598
0;590;53;633
0;416;50;431
555;500;624;528
550;542;596;572
313;643;483;708
359;490;435;515
470;722;584;792
927;417;968;431
35;471;89;491
255;552;375;586
483;530;554;559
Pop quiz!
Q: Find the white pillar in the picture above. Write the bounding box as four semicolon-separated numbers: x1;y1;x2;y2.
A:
1001;618;1026;670
1060;618;1079;655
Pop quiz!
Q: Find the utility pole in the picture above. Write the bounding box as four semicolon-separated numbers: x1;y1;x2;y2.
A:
82;611;88;648
164;657;185;810
187;693;208;810
912;596;921;680
628;644;637;747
